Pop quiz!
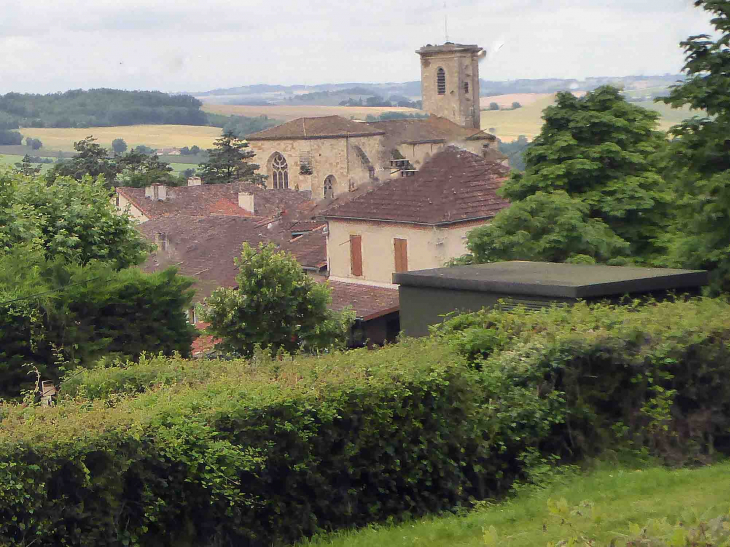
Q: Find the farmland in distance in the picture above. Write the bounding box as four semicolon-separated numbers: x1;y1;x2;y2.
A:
201;104;424;122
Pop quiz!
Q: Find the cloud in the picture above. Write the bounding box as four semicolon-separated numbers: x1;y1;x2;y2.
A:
0;0;718;94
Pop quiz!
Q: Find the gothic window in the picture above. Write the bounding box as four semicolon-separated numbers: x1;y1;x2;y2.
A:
463;81;469;94
437;67;446;95
271;152;289;189
323;175;335;199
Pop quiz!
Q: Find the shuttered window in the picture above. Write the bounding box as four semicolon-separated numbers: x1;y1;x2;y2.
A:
394;238;408;273
350;235;363;277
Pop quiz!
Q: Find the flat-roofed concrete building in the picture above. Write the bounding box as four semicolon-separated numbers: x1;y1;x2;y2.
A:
394;261;709;337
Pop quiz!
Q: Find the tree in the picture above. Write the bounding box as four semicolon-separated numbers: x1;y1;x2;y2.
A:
112;138;128;154
198;130;264;185
466;191;629;264
25;137;41;149
49;136;120;185
511;101;522;109
0;169;150;269
496;86;670;260
117;149;179;188
190;145;200;155
489;102;500;110
14;155;42;176
658;0;730;292
204;243;354;357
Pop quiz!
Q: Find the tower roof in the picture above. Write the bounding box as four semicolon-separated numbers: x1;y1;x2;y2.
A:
417;43;483;56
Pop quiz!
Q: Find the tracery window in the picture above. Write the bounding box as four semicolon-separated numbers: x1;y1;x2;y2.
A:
323;175;335;199
437;68;446;95
272;152;289;189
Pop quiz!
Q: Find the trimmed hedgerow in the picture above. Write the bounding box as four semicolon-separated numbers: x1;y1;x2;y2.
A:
1;298;730;546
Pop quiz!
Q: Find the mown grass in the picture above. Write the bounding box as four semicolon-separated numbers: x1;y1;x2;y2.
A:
18;124;222;152
299;462;730;547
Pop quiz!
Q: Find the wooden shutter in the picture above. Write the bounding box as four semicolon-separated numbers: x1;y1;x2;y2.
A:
394;238;408;273
350;235;363;277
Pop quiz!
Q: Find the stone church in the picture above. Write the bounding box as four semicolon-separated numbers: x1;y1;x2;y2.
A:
246;42;505;201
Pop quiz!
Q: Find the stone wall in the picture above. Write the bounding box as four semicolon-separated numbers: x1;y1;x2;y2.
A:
249;134;384;201
115;192;149;223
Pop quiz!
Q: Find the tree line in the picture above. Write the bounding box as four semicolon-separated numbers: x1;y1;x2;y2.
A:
0;89;208;128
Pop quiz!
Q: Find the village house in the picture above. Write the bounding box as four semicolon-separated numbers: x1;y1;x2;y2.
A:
322;146;511;287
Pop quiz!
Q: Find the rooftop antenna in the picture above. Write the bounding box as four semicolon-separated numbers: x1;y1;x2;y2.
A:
444;2;449;43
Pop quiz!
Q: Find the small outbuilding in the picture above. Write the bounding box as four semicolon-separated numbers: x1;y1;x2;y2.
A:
393;261;709;337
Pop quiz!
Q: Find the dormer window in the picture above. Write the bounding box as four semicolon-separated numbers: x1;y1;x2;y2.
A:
437;68;446;95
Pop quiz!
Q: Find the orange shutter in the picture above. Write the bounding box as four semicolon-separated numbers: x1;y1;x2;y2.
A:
350;235;363;277
394;238;408;273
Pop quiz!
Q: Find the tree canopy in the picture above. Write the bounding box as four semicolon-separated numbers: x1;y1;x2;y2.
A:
198;130;265;185
467;86;669;265
657;0;730;291
204;243;353;357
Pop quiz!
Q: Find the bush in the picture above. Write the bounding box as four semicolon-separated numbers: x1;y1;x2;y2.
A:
2;299;730;545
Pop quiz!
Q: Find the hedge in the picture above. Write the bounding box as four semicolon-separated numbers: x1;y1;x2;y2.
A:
1;298;729;546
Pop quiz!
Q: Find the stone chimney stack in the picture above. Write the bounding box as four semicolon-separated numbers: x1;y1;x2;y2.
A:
238;192;254;214
145;184;168;201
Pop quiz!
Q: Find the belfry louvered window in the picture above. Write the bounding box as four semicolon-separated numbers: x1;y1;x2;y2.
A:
272;152;289;189
437;68;446;95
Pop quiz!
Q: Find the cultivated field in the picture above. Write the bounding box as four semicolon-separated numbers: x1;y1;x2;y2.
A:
19;125;222;153
202;103;424;122
481;93;697;142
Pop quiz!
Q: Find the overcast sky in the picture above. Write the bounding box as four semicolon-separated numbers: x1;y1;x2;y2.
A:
0;0;718;95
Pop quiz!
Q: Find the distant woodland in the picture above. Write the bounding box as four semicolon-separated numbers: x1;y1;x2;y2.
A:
0;89;209;129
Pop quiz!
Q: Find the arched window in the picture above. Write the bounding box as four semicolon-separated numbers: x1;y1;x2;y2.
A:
437;67;446;95
463;81;469;94
323;175;335;199
271;152;288;189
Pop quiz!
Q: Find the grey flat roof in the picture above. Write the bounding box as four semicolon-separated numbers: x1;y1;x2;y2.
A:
392;261;708;299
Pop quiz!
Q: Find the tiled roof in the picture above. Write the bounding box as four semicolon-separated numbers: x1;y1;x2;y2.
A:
368;116;496;144
246;115;385;141
139;215;293;302
326;281;400;321
282;227;327;271
116;182;314;220
323;146;511;225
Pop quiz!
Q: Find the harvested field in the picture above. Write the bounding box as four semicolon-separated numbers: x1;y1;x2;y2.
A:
201;103;424;122
18;125;222;153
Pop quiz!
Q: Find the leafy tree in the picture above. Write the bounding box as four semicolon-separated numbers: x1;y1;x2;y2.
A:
117;149;180;188
0;169;150;268
25;137;42;150
204;243;354;357
14;155;42;176
49;136;120;185
0;250;196;398
495;86;670;260
190;145;200;155
466;191;629;264
658;0;730;291
198;130;264;185
488;102;500;111
134;144;156;155
512;101;522;109
498;135;530;171
112;138;128;154
0;130;23;145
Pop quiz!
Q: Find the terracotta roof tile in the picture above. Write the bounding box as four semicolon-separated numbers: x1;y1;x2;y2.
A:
282;228;327;271
116;182;314;220
326;281;400;321
246;115;385;141
323;146;511;225
368;116;496;144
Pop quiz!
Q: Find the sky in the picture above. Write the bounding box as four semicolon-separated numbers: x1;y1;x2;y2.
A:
0;0;718;95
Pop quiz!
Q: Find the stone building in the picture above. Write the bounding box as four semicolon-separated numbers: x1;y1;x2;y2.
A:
417;43;483;128
322;146;510;287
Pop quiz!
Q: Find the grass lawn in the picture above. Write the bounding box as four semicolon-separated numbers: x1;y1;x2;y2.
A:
299;462;730;547
17;125;222;153
0;154;54;173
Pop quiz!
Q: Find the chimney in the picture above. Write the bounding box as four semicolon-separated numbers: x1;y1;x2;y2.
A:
187;176;202;186
238;192;254;214
144;184;168;201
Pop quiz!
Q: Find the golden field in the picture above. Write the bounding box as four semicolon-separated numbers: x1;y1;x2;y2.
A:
202;104;424;122
19;125;222;153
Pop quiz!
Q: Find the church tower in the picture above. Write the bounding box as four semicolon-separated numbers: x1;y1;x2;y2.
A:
417;43;483;129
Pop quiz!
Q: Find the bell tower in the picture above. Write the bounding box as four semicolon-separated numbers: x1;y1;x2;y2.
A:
417;43;483;129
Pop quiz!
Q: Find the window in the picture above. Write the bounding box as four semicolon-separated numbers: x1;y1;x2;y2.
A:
463;81;469;94
323;175;335;199
394;238;408;273
271;152;289;189
437;67;446;95
350;235;363;277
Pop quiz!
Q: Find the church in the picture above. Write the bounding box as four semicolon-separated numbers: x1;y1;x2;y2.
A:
246;42;506;201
